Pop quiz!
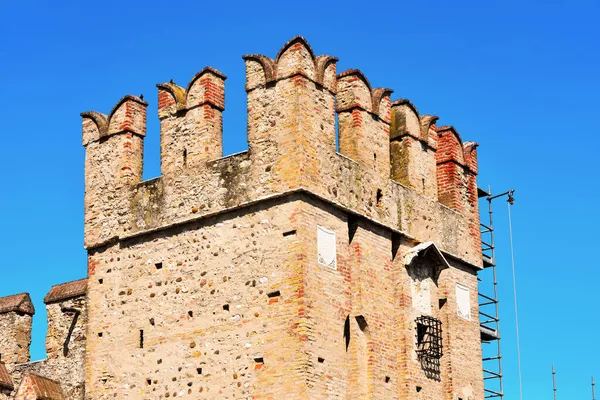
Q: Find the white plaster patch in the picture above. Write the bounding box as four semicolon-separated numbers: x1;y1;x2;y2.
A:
411;279;431;315
317;226;337;269
456;284;471;321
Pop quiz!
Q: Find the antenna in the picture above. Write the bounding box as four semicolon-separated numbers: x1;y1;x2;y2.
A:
593;376;596;400
552;364;557;400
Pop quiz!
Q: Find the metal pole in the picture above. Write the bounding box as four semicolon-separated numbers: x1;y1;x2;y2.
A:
592;376;596;400
552;364;557;400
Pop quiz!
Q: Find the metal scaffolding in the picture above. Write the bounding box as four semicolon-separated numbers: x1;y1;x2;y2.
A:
478;187;514;399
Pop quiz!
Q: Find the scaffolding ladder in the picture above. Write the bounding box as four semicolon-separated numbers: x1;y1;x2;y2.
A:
478;187;513;399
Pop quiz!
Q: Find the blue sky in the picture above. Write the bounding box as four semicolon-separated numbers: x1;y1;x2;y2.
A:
0;0;598;398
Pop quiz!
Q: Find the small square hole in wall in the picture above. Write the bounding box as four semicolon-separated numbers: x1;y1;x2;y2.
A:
196;368;202;375
385;376;390;383
222;305;229;311
98;279;103;284
318;357;325;363
98;332;103;337
155;262;163;270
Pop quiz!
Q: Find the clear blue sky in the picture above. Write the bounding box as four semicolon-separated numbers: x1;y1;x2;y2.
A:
1;0;598;398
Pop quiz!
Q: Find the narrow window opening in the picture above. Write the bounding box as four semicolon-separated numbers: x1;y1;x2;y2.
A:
188;311;193;317
267;291;280;298
376;189;383;206
196;368;203;375
391;232;401;260
253;357;264;363
146;379;152;385
222;304;229;311
347;214;358;243
155;262;163;270
283;229;297;237
98;278;103;284
318;357;325;363
344;315;351;351
98;332;103;337
385;376;390;383
139;330;144;348
183;148;188;166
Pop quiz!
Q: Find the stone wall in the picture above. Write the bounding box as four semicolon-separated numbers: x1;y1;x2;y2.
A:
0;295;33;366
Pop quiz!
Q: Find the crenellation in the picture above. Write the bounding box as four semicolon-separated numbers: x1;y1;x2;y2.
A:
78;37;482;268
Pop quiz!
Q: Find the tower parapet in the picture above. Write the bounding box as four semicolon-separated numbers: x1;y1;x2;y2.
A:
81;36;482;267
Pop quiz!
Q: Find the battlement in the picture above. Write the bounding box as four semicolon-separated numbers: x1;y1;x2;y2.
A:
81;36;482;267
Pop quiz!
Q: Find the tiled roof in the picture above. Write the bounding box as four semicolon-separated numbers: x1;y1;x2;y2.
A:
24;373;64;400
0;362;13;391
44;278;87;304
0;293;35;315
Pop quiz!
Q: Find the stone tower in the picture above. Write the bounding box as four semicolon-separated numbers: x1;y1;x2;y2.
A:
77;36;484;399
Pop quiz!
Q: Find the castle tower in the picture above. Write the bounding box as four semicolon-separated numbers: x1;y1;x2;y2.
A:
81;37;484;399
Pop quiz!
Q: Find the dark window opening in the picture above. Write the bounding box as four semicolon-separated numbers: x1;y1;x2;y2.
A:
376;189;383;206
391;233;401;260
318;357;325;363
344;315;351;351
267;291;280;298
155;262;163;270
385;376;390;383
348;214;358;243
139;330;144;348
223;304;229;311
283;229;297;237
183;148;188;166
196;368;202;375
439;298;447;309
